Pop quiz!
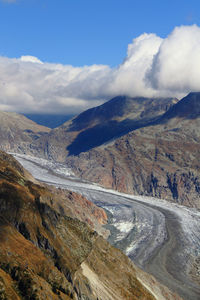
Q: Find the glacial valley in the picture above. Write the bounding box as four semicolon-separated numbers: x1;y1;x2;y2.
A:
12;153;200;300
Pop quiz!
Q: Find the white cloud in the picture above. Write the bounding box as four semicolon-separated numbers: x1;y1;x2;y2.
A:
146;25;200;95
0;25;200;115
106;33;163;97
20;55;43;64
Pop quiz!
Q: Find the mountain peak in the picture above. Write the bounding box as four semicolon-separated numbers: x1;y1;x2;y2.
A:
63;96;177;155
67;96;177;132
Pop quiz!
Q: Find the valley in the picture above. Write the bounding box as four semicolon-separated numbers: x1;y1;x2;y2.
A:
1;7;200;299
12;153;200;300
1;92;200;299
1;93;199;210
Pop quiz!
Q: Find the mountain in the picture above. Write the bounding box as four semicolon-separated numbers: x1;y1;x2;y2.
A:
162;92;200;119
36;96;178;160
65;92;200;208
1;150;180;300
0;111;50;154
0;92;199;209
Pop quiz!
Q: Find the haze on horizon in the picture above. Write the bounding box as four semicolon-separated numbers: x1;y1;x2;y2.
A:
0;0;200;115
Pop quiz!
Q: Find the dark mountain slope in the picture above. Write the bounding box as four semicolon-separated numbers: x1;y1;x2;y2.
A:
162;92;200;120
69;96;177;130
37;96;177;160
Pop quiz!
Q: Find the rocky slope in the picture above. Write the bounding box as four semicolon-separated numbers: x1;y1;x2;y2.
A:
0;150;161;300
65;92;200;208
0;111;50;154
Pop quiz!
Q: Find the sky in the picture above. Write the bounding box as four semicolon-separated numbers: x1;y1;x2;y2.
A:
0;0;200;115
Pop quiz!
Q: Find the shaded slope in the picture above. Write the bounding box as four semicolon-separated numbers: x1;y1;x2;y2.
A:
161;92;200;120
37;96;177;159
68;96;177;130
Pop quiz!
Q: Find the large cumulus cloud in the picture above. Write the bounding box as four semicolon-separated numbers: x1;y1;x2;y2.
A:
1;24;200;114
146;25;200;94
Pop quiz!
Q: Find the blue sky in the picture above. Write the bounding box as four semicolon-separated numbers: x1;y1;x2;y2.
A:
1;0;200;115
0;0;199;66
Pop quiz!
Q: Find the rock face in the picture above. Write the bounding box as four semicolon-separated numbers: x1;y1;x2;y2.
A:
0;150;159;300
45;186;109;238
65;92;200;208
0;111;50;154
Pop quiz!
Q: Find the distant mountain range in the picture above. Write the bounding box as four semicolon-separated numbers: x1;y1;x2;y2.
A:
0;92;200;209
23;114;74;128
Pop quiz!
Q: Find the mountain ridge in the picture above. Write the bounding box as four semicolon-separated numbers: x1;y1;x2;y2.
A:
36;95;178;159
161;92;200;120
0;111;50;154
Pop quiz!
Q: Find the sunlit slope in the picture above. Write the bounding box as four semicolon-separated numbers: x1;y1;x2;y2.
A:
0;111;50;154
